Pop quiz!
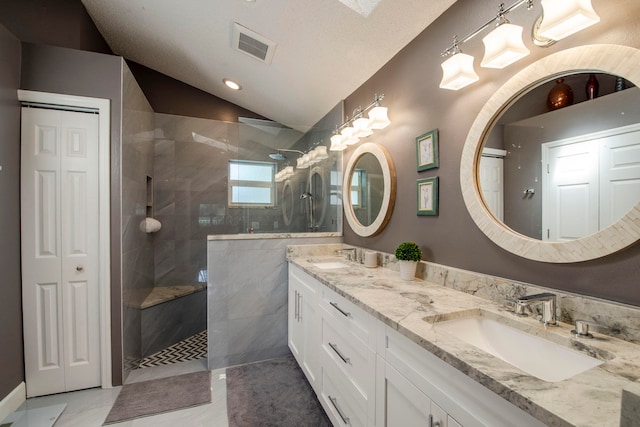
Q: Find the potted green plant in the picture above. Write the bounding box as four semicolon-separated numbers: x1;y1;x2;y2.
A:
395;242;422;280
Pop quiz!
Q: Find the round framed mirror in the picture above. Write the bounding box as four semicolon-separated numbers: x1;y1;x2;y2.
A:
461;44;640;263
343;142;396;237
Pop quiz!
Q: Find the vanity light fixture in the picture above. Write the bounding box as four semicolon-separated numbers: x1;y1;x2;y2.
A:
270;145;329;175
223;78;242;90
329;93;390;151
439;43;480;90
480;4;530;69
536;0;600;41
439;0;600;90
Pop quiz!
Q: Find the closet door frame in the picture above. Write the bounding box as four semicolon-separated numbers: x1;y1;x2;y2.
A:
18;89;112;389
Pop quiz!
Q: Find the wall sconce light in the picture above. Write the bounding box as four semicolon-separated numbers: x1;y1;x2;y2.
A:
439;0;600;90
329;93;390;151
536;0;600;41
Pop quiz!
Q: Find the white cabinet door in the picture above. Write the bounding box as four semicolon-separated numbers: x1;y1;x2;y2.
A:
21;107;101;397
381;361;432;426
288;265;320;389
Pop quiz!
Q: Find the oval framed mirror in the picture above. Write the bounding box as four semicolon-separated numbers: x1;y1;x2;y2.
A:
308;166;328;228
343;142;396;237
282;180;294;227
461;44;640;263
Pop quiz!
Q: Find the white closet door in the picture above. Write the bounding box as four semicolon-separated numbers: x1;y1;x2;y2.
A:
21;107;101;397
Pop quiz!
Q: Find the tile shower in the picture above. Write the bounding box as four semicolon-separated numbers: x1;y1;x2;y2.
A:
122;98;343;377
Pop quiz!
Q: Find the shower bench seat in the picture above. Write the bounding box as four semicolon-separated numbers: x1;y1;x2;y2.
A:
126;284;207;358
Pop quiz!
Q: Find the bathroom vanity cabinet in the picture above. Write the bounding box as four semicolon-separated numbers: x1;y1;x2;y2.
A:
288;263;545;427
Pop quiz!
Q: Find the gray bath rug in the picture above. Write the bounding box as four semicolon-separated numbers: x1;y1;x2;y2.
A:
226;354;331;427
103;370;211;424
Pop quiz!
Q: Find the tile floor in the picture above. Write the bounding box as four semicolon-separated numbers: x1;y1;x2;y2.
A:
16;359;230;427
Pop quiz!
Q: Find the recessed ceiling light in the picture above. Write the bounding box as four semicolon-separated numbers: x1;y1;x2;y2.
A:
223;78;242;90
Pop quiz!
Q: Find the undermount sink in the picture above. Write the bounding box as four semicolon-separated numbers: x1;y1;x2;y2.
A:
428;310;604;382
312;261;350;270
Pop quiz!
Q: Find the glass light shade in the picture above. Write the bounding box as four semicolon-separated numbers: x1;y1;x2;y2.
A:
285;166;295;177
340;126;360;145
330;134;344;150
296;157;307;169
329;142;347;151
538;0;600;41
330;135;347;151
352;116;373;137
367;106;390;130
439;53;479;91
307;149;318;165
481;23;530;69
314;145;329;161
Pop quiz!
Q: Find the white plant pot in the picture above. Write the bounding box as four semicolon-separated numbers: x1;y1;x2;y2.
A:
398;260;418;281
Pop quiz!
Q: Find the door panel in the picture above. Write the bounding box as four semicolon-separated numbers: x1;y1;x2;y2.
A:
599;130;640;227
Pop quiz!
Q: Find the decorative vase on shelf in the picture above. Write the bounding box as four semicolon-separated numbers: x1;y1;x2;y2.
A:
615;76;626;92
398;260;418;281
586;73;599;100
547;78;574;111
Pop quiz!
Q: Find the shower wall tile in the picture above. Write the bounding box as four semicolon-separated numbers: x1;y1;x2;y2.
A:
207;236;341;370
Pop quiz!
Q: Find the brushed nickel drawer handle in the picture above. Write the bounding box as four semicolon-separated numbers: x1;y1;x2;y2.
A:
330;301;351;318
329;395;350;425
328;342;351;365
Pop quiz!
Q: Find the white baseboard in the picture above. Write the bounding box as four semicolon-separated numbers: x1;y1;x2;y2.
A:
0;382;26;422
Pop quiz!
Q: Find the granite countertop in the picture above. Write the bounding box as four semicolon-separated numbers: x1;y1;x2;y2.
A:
288;253;640;427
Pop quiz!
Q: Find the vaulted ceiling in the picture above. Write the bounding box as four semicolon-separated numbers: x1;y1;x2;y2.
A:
81;0;456;131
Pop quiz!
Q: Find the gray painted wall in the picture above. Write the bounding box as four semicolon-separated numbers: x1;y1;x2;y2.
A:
342;0;640;306
0;24;24;402
20;43;126;385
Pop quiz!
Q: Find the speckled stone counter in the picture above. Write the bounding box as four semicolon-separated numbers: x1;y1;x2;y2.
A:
287;244;640;427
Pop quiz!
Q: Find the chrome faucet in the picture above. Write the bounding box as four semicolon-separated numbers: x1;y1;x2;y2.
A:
336;247;356;261
514;293;558;326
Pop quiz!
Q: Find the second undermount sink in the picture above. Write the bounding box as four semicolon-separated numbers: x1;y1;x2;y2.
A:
312;261;350;270
428;310;604;382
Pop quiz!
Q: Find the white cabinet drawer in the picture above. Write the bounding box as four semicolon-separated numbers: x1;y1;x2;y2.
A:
320;355;367;427
320;286;376;349
321;312;376;403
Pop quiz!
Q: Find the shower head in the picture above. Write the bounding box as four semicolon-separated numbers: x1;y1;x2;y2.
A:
269;148;304;162
300;192;313;199
269;152;287;161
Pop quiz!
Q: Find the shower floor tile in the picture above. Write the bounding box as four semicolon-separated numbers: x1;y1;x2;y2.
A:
138;330;207;369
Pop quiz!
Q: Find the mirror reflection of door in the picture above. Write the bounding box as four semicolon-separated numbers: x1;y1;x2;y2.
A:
480;148;506;222
542;126;640;241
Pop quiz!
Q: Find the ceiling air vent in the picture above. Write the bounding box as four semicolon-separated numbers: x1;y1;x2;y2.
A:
232;22;277;64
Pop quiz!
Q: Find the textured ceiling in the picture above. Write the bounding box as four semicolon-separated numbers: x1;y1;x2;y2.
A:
81;0;456;131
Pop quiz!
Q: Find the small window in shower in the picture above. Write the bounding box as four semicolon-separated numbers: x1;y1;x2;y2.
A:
228;160;276;207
